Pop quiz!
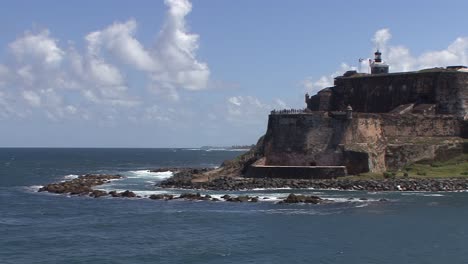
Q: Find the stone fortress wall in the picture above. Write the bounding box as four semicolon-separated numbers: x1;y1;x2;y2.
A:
307;69;468;119
258;68;468;176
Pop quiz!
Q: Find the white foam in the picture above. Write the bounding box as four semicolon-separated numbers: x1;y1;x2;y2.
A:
124;170;173;180
24;185;43;192
401;192;444;197
325;197;381;203
63;174;79;180
251;187;292;191
354;203;369;208
423;194;444;197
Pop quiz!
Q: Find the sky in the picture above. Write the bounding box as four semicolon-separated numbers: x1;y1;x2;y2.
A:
2;0;468;147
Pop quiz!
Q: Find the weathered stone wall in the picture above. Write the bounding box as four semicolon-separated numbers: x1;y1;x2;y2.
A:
263;113;385;170
245;165;347;179
385;141;465;170
312;70;468;118
263;112;344;166
263;112;465;175
381;114;462;137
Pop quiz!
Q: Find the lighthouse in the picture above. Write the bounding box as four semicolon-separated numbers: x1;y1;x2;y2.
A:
370;50;389;74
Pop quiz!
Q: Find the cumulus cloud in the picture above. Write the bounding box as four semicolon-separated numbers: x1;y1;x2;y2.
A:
0;0;210;121
22;90;41;107
9;30;64;68
303;28;468;93
149;0;210;97
0;64;10;87
226;96;286;126
302;63;356;94
85;20;156;71
372;28;391;51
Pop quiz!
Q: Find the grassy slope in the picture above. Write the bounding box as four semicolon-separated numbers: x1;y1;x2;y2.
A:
348;154;468;180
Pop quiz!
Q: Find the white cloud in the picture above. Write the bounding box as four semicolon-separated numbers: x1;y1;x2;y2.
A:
65;105;77;114
9;30;64;67
22;90;41;107
0;0;211;120
372;28;391;51
228;96;242;106
144;105;171;121
301;63;356;93
149;0;210;98
0;64;10;87
275;99;288;109
225;96;286;126
304;28;468;94
85;20;156;71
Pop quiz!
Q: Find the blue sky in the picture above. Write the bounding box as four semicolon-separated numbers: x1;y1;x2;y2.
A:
1;0;468;147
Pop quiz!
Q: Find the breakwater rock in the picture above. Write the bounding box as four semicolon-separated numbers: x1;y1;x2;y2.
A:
38;174;128;197
151;167;214;186
158;176;468;192
280;193;325;204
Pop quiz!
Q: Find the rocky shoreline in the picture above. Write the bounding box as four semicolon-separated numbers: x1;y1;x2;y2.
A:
37;174;335;204
158;174;468;192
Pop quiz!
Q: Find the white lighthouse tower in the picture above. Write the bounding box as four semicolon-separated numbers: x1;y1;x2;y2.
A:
370;50;389;74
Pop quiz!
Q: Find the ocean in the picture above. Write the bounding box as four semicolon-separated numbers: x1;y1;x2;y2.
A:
1;148;468;264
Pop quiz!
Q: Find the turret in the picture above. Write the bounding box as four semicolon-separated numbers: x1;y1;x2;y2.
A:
346;105;353;120
370;50;389;74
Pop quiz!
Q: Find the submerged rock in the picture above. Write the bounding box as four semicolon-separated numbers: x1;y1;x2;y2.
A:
89;190;107;198
149;194;174;200
282;193;323;204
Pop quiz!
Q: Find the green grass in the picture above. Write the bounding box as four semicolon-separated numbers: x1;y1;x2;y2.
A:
403;154;468;178
346;154;468;180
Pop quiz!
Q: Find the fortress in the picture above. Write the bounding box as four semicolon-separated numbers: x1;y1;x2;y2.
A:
246;51;468;178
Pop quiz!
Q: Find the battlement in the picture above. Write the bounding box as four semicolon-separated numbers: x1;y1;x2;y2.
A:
306;68;468;119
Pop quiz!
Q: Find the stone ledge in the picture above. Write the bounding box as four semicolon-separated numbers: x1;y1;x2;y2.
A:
245;165;347;179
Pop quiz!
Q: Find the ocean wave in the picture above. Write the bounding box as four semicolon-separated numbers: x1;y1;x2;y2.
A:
24;185;43;192
62;174;79;180
401;192;444;197
251;187;292;191
124;170;173;180
256;208;336;215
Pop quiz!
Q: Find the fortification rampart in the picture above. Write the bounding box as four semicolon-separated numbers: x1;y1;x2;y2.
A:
307;70;468;119
262;112;466;174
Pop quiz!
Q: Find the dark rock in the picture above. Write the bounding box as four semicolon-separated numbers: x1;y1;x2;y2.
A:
303;195;322;204
149;194;174;200
109;190;119;197
89;190;107;198
149;194;165;200
237;195;250;202
119;190;136;198
179;193;204;200
283;193;301;203
282;193;323;204
38;174;122;196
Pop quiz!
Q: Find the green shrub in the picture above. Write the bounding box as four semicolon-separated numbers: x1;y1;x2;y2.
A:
383;171;396;179
416;171;427;176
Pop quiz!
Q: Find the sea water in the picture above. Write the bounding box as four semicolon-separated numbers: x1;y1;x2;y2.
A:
1;148;468;264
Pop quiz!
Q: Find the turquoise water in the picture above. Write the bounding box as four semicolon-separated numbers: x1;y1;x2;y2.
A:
1;148;468;263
